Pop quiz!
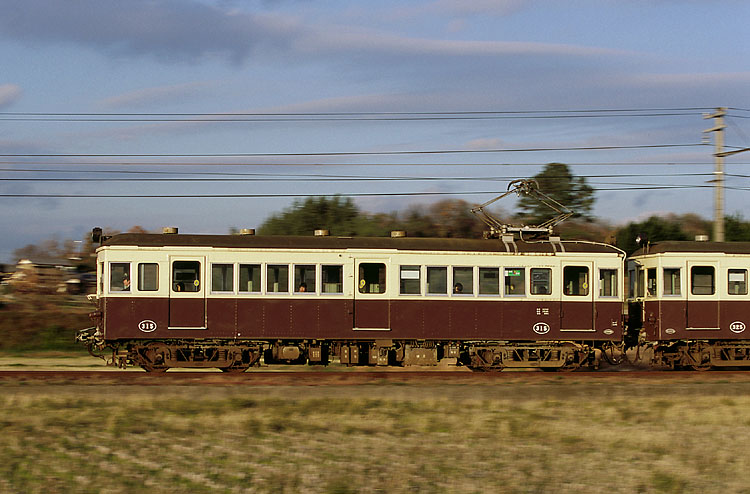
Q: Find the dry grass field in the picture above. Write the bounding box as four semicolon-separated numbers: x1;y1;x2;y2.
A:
1;373;750;494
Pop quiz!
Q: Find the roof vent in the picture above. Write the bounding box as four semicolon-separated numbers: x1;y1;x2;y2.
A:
314;229;330;237
390;230;407;238
239;228;255;236
162;227;178;234
695;234;709;242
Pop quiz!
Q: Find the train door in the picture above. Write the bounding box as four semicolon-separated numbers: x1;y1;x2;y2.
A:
169;257;206;329
686;261;719;330
353;258;390;330
560;262;594;332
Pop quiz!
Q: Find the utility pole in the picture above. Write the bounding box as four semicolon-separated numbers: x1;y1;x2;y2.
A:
703;107;727;242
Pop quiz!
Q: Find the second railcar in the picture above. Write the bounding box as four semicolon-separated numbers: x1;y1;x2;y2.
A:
628;241;750;369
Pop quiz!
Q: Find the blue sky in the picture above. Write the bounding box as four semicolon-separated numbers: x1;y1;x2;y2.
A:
1;0;749;262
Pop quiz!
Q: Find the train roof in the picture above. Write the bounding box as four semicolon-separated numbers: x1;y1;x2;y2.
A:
101;233;623;255
631;241;750;256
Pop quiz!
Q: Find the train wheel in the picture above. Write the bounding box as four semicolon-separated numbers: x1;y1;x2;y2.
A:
689;363;712;372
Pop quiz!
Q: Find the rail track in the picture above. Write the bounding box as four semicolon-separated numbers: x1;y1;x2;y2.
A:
1;368;748;386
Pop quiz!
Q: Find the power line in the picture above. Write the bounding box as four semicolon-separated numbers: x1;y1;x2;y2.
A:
0;143;707;159
2;184;745;199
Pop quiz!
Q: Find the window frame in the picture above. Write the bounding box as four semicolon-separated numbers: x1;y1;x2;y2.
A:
504;267;526;297
294;264;317;294
663;267;682;297
728;268;748;296
690;265;715;296
426;266;448;296
478;267;500;296
452;266;474;296
109;262;131;293
266;264;290;294
321;264;344;295
137;262;159;292
211;263;234;294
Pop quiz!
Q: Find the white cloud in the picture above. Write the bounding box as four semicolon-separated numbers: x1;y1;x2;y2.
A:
0;84;22;108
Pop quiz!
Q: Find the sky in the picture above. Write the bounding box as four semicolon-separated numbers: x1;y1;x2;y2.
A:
1;0;749;262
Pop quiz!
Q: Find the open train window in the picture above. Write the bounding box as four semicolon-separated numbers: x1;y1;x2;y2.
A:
663;268;681;296
110;263;131;292
531;268;551;295
728;269;747;295
563;266;589;296
427;267;447;295
504;268;525;296
691;266;714;295
479;268;500;295
453;267;473;295
400;266;421;295
138;263;159;291
267;265;289;293
239;264;261;293
211;264;233;292
322;265;343;294
172;261;200;292
294;265;316;293
599;269;617;297
359;263;385;294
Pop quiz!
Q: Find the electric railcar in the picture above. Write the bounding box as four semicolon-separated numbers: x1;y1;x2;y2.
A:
627;241;750;370
78;230;626;372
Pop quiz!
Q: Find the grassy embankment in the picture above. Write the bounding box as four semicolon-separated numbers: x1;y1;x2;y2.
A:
0;293;91;355
1;378;750;493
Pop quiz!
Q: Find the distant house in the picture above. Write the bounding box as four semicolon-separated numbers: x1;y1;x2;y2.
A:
7;258;77;294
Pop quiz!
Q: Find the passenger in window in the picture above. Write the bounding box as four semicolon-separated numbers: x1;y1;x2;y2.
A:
123;275;130;291
175;282;184;292
298;282;307;292
454;282;463;293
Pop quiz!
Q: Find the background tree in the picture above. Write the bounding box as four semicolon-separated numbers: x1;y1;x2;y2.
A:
516;163;595;224
615;216;690;254
258;196;389;236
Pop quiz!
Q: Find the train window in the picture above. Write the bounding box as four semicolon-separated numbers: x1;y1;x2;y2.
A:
211;264;233;292
479;268;500;295
267;265;289;293
563;266;589;296
294;265;316;293
663;268;681;296
172;261;200;292
647;268;657;297
599;269;617;297
504;268;525;296
453;267;473;295
637;269;645;298
239;264;261;293
628;268;635;298
400;266;421;295
691;266;714;295
728;269;747;295
322;265;343;294
427;266;447;294
110;263;131;292
138;263;159;291
531;268;551;295
359;263;385;294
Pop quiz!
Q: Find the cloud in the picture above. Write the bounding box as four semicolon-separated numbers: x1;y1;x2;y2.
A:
394;0;530;19
0;0;627;66
97;81;218;109
0;0;299;64
0;84;22;108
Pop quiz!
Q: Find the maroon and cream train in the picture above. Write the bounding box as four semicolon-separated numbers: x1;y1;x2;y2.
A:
77;229;750;371
627;241;750;370
78;230;626;372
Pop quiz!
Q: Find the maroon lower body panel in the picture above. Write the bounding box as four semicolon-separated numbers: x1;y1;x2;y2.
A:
103;296;622;341
654;300;750;340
